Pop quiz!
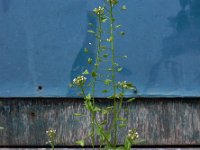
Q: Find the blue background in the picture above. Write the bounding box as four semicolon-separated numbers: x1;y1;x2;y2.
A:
1;0;200;97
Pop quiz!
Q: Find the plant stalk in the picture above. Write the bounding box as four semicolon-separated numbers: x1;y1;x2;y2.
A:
108;1;118;147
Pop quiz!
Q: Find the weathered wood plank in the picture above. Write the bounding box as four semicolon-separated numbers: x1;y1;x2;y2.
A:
0;98;200;146
1;148;200;150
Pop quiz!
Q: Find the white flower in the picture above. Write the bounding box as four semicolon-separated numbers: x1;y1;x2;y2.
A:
93;6;104;15
73;76;87;86
127;129;139;141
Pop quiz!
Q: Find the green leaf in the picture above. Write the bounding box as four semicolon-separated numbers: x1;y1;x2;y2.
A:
82;69;89;75
100;120;107;125
123;55;128;58
76;140;84;147
88;23;93;26
85;102;93;111
103;54;109;58
117;117;127;122
92;71;97;77
101;45;106;50
84;48;88;53
97;58;102;62
114;63;119;67
116;146;125;150
119;124;127;128
121;5;127;10
102;89;109;93
125;137;132;150
126;98;135;102
120;31;125;36
94;106;101;112
126;83;136;90
107;68;113;71
73;113;85;117
106;106;113;110
106;37;113;42
104;132;111;141
107;95;115;99
115;24;122;29
88;58;92;64
104;79;112;85
85;93;91;101
117;67;123;72
94;63;99;67
102;18;107;23
102;109;109;115
87;30;95;34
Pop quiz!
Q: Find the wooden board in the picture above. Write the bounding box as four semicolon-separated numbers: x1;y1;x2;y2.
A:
0;98;200;146
0;148;200;150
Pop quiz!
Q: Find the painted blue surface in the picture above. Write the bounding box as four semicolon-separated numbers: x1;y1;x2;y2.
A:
1;0;200;97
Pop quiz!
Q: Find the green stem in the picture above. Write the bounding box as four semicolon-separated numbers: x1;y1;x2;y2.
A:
94;118;113;147
51;141;54;150
109;1;117;147
91;13;103;149
80;86;86;97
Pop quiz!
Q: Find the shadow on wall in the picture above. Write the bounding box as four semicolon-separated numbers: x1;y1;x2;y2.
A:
68;11;97;96
145;0;200;94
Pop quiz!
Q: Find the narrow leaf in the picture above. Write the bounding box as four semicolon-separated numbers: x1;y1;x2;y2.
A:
87;30;95;34
88;23;93;26
73;113;85;117
88;58;92;64
102;18;107;23
119;124;127;128
115;24;122;29
76;140;84;147
126;98;135;102
123;55;128;58
107;68;113;71
117;67;123;72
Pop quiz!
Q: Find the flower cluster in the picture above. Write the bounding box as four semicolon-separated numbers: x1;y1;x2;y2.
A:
46;128;56;139
73;76;87;86
118;81;128;89
127;129;139;141
46;128;56;148
93;6;104;15
117;81;136;90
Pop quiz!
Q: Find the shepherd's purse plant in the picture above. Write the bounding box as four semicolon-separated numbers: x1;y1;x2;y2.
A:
70;0;140;149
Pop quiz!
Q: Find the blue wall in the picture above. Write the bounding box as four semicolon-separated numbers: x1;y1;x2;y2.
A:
1;0;200;97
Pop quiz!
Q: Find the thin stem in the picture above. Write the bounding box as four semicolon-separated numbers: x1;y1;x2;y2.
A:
108;1;118;147
90;13;103;149
80;86;85;97
94;118;113;147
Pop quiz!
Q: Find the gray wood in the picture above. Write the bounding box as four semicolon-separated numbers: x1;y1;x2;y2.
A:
0;98;200;146
0;148;200;150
